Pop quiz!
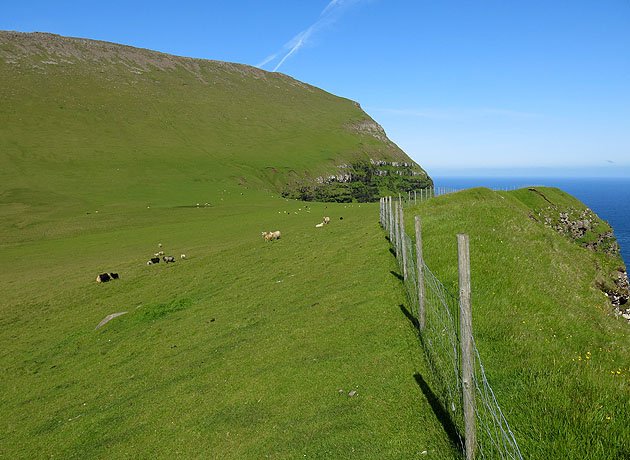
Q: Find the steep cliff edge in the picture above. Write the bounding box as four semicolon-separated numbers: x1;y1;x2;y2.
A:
514;187;629;316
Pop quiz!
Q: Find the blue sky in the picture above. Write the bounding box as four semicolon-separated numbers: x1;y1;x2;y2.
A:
2;1;629;176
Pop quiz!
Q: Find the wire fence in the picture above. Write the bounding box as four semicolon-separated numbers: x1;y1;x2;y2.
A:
397;187;458;208
399;184;547;208
380;195;523;460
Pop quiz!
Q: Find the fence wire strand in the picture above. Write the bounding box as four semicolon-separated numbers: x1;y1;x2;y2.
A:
380;196;523;460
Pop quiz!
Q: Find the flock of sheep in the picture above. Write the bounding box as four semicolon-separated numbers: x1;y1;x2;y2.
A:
261;230;281;242
97;207;337;283
315;216;331;228
146;243;186;265
261;216;333;242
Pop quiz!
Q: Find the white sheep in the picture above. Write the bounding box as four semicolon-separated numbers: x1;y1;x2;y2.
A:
158;243;162;248
323;216;330;224
315;223;324;228
180;254;186;259
271;231;281;240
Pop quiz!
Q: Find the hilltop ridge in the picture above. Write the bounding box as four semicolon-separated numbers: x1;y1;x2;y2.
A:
0;30;431;206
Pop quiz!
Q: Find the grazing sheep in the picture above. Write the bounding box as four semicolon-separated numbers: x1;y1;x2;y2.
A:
158;251;164;256
323;217;330;224
158;243;162;248
96;273;118;283
154;252;160;257
96;273;111;283
315;223;324;228
271;230;281;240
163;256;175;263
180;254;186;259
147;260;153;265
265;233;274;242
150;257;160;264
261;231;268;239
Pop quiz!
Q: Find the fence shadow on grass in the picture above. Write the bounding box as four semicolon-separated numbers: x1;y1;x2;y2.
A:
414;373;463;451
390;270;404;281
399;304;419;329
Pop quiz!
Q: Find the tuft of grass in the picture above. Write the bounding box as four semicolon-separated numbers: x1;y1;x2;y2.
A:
141;297;194;321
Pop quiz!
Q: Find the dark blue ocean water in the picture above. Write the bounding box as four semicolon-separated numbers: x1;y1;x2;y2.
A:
432;176;630;267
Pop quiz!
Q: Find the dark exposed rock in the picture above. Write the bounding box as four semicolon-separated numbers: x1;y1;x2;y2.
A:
284;159;432;202
610;271;630;322
532;205;620;256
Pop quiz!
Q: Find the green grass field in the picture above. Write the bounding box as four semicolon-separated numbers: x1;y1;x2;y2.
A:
1;195;465;459
405;187;630;459
2;186;629;459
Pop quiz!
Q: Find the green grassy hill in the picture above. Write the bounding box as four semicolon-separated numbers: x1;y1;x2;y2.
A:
0;30;430;211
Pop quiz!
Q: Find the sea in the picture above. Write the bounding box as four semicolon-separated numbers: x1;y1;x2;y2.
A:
432;176;630;267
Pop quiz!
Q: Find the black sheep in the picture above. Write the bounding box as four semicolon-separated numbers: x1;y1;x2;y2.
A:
96;273;111;283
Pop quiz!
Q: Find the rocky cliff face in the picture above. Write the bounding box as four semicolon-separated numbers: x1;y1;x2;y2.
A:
529;189;629;314
534;205;621;256
283;158;432;202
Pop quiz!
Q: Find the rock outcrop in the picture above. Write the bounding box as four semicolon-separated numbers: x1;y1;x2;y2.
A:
533;205;620;256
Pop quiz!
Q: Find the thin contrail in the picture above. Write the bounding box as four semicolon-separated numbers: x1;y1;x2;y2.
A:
273;38;304;72
258;0;362;72
320;0;340;16
256;53;280;68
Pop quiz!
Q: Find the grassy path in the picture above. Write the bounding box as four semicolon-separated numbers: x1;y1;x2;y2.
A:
1;199;459;459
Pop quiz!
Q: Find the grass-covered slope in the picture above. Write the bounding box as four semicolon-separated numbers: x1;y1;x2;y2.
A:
0;30;430;209
0;195;461;459
406;187;630;459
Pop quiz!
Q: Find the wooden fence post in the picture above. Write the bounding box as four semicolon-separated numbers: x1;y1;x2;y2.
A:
415;215;425;330
380;197;383;224
394;201;400;256
384;197;388;229
388;196;394;241
458;233;476;460
399;204;407;281
414;190;417;205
